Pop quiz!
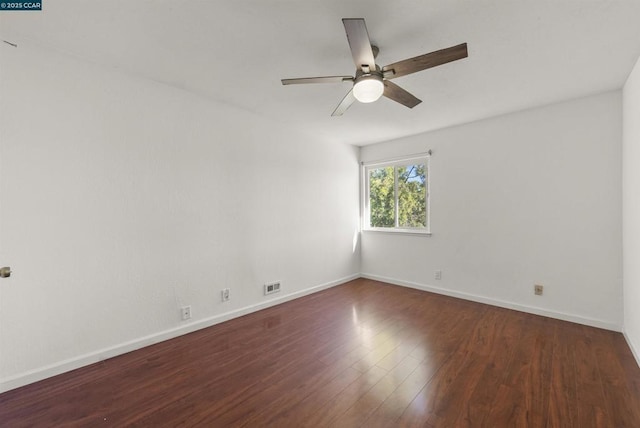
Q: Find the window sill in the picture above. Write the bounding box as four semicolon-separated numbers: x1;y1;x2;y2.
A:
363;228;432;236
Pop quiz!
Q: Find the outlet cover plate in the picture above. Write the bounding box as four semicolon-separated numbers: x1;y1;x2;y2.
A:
181;306;192;320
264;281;281;295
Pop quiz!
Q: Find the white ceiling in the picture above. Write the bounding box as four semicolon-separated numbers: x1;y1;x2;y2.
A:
2;1;640;146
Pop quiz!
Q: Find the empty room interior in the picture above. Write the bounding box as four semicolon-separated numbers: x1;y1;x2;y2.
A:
2;1;640;426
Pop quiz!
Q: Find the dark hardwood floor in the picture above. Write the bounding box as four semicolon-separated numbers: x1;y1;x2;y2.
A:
2;278;640;427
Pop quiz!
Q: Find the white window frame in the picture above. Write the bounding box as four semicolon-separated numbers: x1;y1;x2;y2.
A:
362;154;431;235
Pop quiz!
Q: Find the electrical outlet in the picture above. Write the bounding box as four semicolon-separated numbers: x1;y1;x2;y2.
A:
221;288;230;302
534;284;543;296
435;270;442;280
264;281;281;295
181;306;191;320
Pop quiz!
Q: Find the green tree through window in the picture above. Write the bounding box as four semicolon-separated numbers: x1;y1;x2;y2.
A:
369;166;395;227
367;159;428;230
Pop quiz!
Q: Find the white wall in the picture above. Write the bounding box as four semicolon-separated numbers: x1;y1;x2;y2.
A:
361;92;623;330
623;56;640;364
0;42;360;392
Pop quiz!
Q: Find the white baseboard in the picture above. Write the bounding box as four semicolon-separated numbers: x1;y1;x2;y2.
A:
0;273;359;394
360;273;622;332
623;329;640;368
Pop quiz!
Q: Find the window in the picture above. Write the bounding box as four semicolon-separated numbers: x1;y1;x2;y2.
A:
363;155;430;234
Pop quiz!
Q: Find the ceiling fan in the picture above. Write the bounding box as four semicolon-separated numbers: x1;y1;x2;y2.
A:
281;18;468;116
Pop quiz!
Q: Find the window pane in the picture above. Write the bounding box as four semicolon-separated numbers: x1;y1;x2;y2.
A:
369;166;395;227
398;164;426;227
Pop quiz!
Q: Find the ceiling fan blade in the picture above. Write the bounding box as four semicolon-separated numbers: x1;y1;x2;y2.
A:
281;76;353;85
332;89;356;116
383;80;422;108
382;43;468;79
342;18;376;72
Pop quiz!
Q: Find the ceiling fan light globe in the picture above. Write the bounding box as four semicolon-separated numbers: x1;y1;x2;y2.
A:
353;78;384;103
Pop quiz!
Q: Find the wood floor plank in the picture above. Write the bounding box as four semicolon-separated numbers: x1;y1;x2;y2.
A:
1;278;640;427
424;352;489;427
395;303;488;426
572;322;612;427
497;314;554;427
612;333;640;398
375;340;418;371
301;365;388;427
483;383;529;427
247;366;363;427
332;355;422;428
359;354;445;428
587;326;640;427
463;309;526;426
546;321;579;428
